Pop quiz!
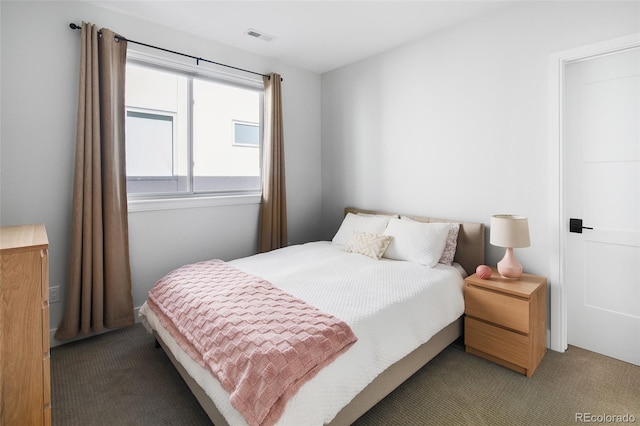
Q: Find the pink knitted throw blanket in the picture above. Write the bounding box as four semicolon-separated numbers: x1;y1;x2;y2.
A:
146;259;357;426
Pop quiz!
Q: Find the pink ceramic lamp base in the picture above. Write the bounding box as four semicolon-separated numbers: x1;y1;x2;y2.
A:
497;247;523;280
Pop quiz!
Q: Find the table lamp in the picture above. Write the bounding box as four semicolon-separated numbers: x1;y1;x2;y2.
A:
490;214;530;279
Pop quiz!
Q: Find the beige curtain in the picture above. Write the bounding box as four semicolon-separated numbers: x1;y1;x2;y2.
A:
258;73;288;252
56;23;134;339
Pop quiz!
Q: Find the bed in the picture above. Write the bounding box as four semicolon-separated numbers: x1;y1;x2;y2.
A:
139;207;485;425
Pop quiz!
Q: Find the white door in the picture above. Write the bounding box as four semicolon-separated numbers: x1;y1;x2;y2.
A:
564;46;640;366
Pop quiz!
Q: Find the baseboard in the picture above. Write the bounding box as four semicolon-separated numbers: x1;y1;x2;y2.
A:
49;306;143;348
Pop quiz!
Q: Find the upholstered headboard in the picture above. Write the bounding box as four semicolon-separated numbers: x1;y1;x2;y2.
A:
344;207;485;276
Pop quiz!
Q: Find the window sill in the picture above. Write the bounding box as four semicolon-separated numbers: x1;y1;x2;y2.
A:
128;193;261;212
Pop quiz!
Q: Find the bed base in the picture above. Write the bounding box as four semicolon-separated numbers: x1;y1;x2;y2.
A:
154;317;463;426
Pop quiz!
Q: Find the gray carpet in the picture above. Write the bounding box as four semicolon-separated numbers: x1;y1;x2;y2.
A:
51;323;640;425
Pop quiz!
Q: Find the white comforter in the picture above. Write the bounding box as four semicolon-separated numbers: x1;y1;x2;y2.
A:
139;241;464;425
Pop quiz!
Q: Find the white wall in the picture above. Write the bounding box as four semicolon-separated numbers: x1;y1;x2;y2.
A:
0;1;322;345
3;0;637;347
321;1;639;280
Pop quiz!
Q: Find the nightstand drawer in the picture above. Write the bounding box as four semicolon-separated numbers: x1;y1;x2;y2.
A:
465;285;529;333
465;317;529;368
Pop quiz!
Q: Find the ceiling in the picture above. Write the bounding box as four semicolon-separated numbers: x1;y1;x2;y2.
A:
91;1;515;74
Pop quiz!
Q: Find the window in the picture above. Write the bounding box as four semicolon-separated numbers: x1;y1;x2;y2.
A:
233;121;260;147
125;57;263;198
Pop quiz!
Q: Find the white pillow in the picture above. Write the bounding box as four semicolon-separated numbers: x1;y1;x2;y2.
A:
383;218;450;267
401;217;460;265
332;213;391;246
357;212;400;219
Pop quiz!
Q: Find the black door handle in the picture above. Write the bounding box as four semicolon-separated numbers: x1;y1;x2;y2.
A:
570;218;593;233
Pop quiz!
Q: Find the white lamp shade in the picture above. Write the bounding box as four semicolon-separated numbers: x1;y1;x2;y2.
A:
490;215;530;248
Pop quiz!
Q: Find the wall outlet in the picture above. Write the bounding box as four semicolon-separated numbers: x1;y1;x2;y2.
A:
49;286;60;303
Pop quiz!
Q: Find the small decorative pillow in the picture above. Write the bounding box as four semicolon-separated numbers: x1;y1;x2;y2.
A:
383;218;450;267
332;213;391;246
345;232;393;260
439;223;460;265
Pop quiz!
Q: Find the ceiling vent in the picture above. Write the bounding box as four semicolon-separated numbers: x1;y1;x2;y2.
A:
245;28;275;42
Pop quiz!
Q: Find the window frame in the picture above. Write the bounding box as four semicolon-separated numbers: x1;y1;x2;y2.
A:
125;50;264;212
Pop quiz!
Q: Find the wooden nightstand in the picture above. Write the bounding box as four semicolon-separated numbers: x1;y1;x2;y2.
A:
464;268;547;378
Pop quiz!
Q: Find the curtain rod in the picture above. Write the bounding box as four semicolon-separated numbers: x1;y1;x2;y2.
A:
69;23;281;81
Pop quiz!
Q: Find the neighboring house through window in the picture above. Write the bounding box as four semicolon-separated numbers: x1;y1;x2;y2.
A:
124;53;263;199
233;121;260;147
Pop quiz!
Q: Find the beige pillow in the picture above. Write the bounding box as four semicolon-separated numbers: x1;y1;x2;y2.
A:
345;232;393;260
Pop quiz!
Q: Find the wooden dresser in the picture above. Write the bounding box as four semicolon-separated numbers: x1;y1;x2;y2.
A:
464;268;547;378
0;224;51;425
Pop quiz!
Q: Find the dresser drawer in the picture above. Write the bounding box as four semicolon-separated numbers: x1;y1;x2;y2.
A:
465;285;529;333
465;317;529;368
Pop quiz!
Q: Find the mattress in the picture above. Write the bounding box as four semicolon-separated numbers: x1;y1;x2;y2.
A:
139;241;465;425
